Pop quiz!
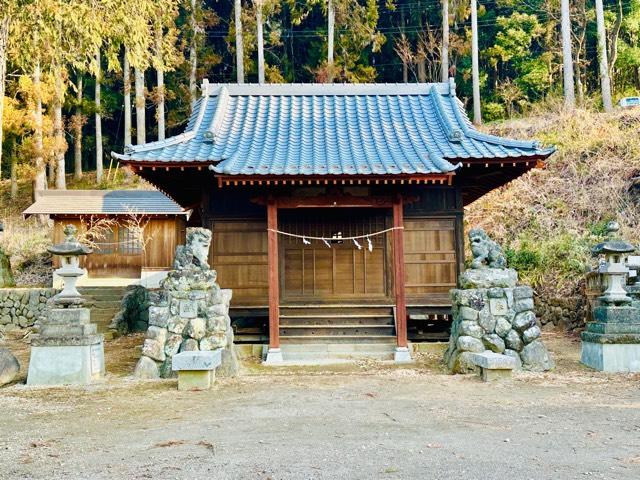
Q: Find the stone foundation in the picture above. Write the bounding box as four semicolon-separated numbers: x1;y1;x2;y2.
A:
445;280;554;373
134;272;238;378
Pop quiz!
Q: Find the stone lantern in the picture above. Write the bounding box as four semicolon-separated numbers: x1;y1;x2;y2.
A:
27;225;105;385
591;222;635;306
48;225;92;302
581;222;640;372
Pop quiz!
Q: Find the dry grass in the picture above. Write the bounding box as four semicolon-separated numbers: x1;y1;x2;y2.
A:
468;106;640;295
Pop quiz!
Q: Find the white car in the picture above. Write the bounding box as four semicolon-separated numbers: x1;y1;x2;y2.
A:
619;96;640;108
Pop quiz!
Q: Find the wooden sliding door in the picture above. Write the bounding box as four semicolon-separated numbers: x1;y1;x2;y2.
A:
210;220;269;305
280;209;388;302
403;217;457;305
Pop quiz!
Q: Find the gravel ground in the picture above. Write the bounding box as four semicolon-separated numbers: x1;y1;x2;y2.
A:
1;334;639;480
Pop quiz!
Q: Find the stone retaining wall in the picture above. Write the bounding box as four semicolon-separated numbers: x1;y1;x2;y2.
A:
0;288;57;334
535;295;587;331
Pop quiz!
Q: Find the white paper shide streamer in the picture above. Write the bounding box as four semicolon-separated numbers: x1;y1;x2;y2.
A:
267;226;404;252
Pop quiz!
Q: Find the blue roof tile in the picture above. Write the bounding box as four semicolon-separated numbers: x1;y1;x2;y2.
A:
114;82;554;176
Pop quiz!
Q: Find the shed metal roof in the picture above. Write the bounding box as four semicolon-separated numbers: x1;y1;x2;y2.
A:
23;190;189;216
112;80;554;177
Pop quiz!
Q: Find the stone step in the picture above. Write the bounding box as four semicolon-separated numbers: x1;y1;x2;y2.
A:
90;300;122;309
85;295;124;302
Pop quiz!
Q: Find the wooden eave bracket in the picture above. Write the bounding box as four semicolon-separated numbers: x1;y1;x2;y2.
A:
215;173;455;188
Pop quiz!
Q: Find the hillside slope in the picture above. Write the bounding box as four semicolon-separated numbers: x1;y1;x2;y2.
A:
468;107;640;296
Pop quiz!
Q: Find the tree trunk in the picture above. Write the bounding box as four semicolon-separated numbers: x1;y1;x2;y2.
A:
441;0;449;81
10;140;17;199
607;0;623;80
560;0;575;109
327;0;335;82
95;50;103;183
123;49;132;146
33;59;47;200
135;67;146;144
256;1;265;83
189;0;198;103
400;9;408;83
595;0;613;112
235;0;245;83
471;0;481;124
0;15;9;180
156;25;165;141
74;74;83;179
53;64;66;189
417;60;426;82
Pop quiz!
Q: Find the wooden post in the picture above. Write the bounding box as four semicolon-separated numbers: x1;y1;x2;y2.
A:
265;198;282;363
392;196;408;350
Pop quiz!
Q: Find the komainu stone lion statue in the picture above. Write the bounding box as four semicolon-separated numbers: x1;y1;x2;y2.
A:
469;228;507;269
173;228;212;271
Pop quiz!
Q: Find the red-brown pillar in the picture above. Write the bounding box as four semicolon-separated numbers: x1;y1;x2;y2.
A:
266;198;282;362
392;195;408;351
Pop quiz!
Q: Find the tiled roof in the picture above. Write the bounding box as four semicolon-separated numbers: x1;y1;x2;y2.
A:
113;81;554;176
23;190;189;216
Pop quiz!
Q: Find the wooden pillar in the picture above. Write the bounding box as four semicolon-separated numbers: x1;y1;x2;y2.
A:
267;198;280;351
392;195;408;348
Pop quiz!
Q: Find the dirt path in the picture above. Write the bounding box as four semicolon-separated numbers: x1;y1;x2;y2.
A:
1;334;639;480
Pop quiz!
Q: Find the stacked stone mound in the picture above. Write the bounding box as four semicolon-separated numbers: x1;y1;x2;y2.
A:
134;227;238;379
444;268;555;373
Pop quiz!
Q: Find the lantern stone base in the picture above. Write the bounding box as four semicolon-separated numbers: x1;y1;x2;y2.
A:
27;307;105;386
581;342;640;372
27;337;105;385
581;306;640;372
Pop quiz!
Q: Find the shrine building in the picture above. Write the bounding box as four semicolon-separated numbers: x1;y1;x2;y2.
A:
112;80;554;361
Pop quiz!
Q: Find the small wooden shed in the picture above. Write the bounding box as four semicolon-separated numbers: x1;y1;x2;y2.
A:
24;190;189;286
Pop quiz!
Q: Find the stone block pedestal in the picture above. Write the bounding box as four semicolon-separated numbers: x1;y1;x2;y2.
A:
172;349;221;391
581;342;640;372
27;307;105;386
28;340;104;386
581;306;640;372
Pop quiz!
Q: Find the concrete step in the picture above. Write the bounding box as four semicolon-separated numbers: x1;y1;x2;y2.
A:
278;342;396;363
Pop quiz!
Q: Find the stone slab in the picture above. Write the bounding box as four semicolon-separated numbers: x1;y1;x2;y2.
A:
263;348;284;365
459;268;518;289
172;349;221;371
592;306;639;324
178;370;214;391
394;346;413;363
468;351;516;370
30;333;104;347
581;332;640;344
178;300;197;319
481;368;512;382
581;342;640;372
27;342;105;385
489;298;509;316
45;308;91;324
